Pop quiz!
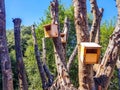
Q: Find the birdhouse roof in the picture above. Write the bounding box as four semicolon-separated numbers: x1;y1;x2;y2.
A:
81;42;101;48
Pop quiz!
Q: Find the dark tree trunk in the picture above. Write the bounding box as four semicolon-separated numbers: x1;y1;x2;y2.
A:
13;18;28;90
0;0;13;90
42;38;54;86
31;25;47;90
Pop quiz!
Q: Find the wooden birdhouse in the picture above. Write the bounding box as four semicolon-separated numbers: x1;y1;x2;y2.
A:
80;42;101;64
43;24;58;38
60;33;66;43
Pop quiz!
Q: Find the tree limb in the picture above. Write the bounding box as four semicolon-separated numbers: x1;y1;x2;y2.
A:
89;0;104;44
95;5;120;88
67;45;78;72
61;17;70;59
31;25;47;90
61;17;70;49
42;38;54;87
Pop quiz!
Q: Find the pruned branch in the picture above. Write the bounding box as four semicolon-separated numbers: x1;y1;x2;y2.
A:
42;38;54;87
61;17;70;60
89;0;104;44
67;45;78;72
13;18;28;90
95;4;120;88
31;25;47;89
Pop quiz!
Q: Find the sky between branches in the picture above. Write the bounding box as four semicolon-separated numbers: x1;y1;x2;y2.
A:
5;0;117;29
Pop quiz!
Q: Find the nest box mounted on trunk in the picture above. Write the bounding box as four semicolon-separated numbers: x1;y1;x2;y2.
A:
60;33;66;43
80;42;101;64
44;24;58;38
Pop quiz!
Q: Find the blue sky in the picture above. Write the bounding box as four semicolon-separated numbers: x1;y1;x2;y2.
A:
5;0;117;29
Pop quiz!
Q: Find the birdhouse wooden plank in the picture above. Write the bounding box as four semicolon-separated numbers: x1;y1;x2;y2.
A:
80;42;101;64
43;24;58;38
60;33;66;43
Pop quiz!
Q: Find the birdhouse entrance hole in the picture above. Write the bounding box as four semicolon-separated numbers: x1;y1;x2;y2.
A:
45;25;51;31
86;49;97;53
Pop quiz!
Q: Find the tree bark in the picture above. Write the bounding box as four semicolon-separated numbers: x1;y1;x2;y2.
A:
61;17;70;53
67;45;77;72
0;0;13;90
89;0;103;44
31;25;47;90
49;0;77;89
73;0;95;89
95;1;120;88
42;38;54;87
13;18;28;90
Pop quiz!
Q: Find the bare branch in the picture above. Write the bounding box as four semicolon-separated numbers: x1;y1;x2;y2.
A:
67;45;78;72
31;25;47;89
42;38;54;87
89;0;104;43
95;12;120;89
61;17;70;60
61;17;70;48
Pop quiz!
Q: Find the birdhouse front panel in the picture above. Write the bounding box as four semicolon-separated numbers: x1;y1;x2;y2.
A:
44;24;58;38
80;42;101;64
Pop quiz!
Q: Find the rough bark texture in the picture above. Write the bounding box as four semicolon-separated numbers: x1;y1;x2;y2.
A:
0;0;13;90
67;45;77;72
73;0;95;90
95;1;120;89
49;0;77;89
31;25;47;89
13;18;28;90
89;0;103;44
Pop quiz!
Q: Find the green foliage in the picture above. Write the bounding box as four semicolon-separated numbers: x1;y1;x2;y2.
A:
100;20;115;57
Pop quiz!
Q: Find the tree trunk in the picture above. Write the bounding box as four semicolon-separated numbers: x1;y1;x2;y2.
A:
13;18;28;90
89;0;103;44
0;0;13;90
31;25;47;90
73;0;95;89
49;0;77;89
